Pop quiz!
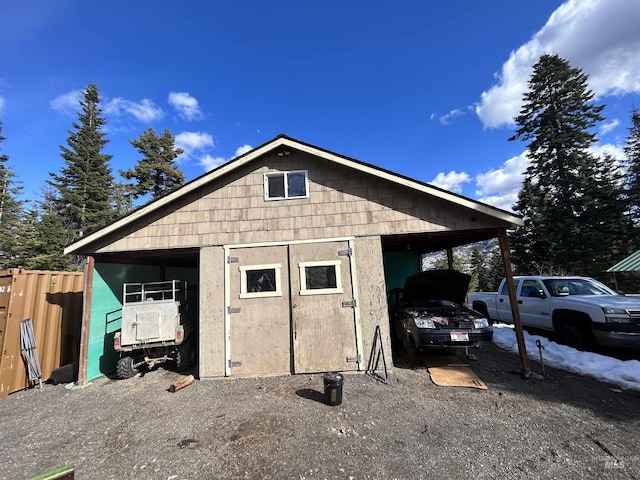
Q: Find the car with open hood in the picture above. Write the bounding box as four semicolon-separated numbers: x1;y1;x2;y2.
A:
388;269;492;351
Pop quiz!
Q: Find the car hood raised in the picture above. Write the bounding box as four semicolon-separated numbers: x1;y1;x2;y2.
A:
403;269;471;307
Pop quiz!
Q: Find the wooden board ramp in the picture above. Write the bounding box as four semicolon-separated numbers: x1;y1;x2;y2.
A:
425;355;487;390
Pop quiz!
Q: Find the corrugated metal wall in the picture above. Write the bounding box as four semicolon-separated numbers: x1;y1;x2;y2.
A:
0;269;84;398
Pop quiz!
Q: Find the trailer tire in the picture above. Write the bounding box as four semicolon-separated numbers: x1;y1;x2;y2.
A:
176;338;196;372
116;356;138;379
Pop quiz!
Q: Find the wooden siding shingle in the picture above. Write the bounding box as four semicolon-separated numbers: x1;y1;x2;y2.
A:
96;151;499;253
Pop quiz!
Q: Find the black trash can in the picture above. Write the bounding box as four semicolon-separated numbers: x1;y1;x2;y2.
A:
323;372;344;406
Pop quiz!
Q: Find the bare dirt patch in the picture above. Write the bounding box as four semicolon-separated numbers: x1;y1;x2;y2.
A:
1;344;639;479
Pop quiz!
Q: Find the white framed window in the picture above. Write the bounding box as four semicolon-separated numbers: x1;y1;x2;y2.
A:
298;260;343;296
239;264;283;298
264;171;309;200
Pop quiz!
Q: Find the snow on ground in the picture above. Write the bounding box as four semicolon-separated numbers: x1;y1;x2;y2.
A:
492;323;640;392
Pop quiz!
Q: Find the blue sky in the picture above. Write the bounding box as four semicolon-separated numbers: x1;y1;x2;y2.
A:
1;0;639;211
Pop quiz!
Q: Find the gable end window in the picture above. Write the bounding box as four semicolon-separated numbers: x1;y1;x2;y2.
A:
264;171;308;200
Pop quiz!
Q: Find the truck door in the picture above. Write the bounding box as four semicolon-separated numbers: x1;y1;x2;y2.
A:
496;279;520;322
517;279;552;329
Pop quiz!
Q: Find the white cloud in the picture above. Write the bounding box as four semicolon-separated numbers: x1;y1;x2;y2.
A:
475;151;529;197
50;89;83;114
175;131;215;158
476;0;640;128
474;151;530;211
590;142;626;161
199;154;226;171
0;95;5;113
438;108;465;125
429;171;471;193
168;92;203;121
600;119;620;136
199;144;254;172
105;98;164;122
234;144;252;157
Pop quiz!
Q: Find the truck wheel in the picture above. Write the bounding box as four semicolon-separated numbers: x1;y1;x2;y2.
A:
116;356;138;379
559;323;593;351
176;339;196;372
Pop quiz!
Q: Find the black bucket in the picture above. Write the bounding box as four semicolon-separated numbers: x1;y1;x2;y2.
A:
323;372;344;406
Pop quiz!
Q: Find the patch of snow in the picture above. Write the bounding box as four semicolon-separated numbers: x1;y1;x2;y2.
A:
492;323;640;392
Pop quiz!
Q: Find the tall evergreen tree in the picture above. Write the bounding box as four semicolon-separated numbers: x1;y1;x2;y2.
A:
49;83;115;243
23;186;71;271
0;121;26;268
121;127;184;201
508;54;610;276
469;246;491;292
624;107;640;230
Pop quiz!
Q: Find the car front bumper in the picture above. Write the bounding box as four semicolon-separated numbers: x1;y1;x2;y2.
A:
592;323;640;348
414;328;493;348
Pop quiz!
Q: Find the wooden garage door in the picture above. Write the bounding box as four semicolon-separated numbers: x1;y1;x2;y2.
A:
290;241;358;374
227;245;291;376
227;241;359;376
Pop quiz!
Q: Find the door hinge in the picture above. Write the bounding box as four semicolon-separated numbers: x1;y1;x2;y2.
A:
227;306;241;314
347;354;361;363
227;256;239;263
228;360;242;368
338;248;352;257
342;299;357;308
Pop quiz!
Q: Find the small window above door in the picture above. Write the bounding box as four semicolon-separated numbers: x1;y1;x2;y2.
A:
239;264;282;298
264;171;309;200
298;260;343;296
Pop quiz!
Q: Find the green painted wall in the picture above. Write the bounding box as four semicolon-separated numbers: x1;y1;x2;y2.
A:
87;263;160;381
87;263;200;381
382;251;420;292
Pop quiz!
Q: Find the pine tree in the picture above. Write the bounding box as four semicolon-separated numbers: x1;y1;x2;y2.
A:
49;83;115;242
0;121;26;268
23;187;71;271
625;107;640;230
509;54;608;276
121;127;185;201
469;246;491;292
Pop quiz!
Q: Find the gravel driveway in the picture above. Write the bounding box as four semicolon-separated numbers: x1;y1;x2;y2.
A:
1;344;639;480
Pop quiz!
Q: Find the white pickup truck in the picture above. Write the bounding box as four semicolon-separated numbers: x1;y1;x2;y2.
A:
467;276;640;350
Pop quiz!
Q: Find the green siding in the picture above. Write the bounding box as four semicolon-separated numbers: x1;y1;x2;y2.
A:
383;251;420;292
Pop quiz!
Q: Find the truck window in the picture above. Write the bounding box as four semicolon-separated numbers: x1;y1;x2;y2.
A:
520;280;543;297
499;279;520;295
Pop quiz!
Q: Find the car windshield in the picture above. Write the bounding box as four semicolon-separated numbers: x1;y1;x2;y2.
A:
542;278;617;297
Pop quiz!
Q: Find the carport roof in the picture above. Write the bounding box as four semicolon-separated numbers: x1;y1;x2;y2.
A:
607;250;640;272
65;134;523;255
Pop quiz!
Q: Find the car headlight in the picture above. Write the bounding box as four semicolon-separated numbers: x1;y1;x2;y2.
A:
414;317;436;329
602;307;632;323
473;318;489;329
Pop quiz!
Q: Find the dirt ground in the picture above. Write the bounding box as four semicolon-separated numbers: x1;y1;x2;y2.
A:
1;344;639;480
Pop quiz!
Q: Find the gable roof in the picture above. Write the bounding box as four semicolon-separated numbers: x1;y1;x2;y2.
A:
65;134;523;255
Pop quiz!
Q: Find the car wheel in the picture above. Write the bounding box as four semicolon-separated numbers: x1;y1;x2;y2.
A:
116;356;139;379
559;323;593;351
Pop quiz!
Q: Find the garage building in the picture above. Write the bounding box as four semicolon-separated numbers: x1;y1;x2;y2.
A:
65;135;523;383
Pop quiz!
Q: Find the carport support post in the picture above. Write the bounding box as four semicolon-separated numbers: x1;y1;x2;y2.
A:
77;255;94;386
497;228;530;374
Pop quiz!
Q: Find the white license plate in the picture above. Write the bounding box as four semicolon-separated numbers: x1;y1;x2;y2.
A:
450;332;469;342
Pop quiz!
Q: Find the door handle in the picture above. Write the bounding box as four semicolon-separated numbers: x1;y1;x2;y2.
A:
499;299;504;302
517;300;523;304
